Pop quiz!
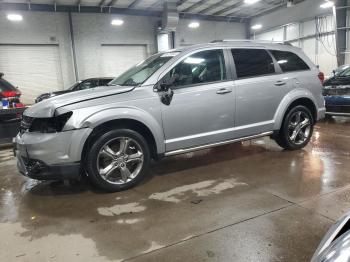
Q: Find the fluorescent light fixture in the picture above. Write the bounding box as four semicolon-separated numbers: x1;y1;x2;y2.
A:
111;19;124;26
7;14;23;21
188;22;200;28
320;1;334;8
277;60;288;64
244;0;261;4
251;24;262;30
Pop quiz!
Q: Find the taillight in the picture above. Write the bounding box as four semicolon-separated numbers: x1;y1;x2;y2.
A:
1;90;21;97
318;72;325;85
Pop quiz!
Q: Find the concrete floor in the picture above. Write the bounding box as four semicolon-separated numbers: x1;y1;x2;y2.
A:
1;118;350;262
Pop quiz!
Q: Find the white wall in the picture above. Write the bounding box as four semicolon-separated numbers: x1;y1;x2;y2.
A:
0;10;75;88
0;10;247;93
251;1;338;76
176;19;246;46
72;13;159;79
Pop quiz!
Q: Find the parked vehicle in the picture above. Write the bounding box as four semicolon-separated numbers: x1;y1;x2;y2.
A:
311;211;350;262
35;77;114;103
0;73;26;144
0;73;25;121
323;65;350;116
14;40;325;192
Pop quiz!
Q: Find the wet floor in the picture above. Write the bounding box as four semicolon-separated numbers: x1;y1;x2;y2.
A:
1;117;350;261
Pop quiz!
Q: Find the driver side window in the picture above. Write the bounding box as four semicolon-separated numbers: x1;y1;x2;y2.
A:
164;49;226;88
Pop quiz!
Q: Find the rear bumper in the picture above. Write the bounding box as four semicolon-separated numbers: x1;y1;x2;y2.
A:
317;107;326;121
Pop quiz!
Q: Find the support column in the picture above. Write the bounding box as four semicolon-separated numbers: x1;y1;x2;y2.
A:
335;0;347;66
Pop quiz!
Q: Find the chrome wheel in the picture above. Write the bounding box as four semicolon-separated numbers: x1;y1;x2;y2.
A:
288;111;311;145
97;137;144;185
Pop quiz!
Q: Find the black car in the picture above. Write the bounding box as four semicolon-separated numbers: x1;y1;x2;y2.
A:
0;73;26;143
323;65;350;116
35;77;114;103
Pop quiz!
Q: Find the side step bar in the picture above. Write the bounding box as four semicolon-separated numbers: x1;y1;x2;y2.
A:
164;131;273;157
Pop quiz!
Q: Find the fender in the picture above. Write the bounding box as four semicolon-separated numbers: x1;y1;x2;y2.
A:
79;106;165;154
273;88;318;130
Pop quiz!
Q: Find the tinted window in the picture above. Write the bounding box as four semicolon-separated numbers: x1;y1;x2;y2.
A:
270;50;310;72
0;78;16;91
164;49;226;88
231;49;275;79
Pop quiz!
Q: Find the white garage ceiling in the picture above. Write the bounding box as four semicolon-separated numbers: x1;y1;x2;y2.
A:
0;0;288;18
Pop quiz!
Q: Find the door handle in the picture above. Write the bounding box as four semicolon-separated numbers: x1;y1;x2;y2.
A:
274;80;286;86
216;88;232;94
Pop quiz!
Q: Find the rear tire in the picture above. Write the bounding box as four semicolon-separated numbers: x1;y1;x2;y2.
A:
85;128;150;192
274;105;314;150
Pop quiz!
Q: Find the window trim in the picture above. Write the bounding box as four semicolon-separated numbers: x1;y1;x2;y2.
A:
268;49;311;73
157;48;232;90
230;47;279;80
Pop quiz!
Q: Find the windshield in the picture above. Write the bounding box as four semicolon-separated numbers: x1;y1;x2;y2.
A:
109;52;180;86
335;65;350;77
68;81;82;90
0;78;17;91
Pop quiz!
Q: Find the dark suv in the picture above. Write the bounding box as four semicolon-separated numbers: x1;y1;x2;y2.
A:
35;77;114;103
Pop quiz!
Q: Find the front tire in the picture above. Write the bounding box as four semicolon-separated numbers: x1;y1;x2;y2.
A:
274;105;314;150
85;129;150;192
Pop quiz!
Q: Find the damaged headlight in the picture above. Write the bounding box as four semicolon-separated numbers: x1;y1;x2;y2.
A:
29;112;73;133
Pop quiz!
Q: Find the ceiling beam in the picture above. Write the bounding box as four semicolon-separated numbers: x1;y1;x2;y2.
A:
182;0;206;13
198;0;231;14
128;0;142;8
212;0;244;16
105;0;117;6
248;2;286;18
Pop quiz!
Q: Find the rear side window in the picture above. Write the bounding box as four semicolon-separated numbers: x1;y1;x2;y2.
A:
270;50;310;72
0;78;16;91
231;49;275;79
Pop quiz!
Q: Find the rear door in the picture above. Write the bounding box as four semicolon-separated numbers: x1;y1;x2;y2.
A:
230;48;289;137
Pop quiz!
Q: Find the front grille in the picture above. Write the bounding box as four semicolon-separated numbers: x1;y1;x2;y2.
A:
323;88;350;96
20;115;34;134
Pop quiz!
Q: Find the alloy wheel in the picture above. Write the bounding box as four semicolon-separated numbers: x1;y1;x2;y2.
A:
288;111;311;145
96;137;144;185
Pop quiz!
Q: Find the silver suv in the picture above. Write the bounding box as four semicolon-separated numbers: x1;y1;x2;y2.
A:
14;40;326;192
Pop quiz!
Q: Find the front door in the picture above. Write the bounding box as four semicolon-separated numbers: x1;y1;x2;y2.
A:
159;49;235;152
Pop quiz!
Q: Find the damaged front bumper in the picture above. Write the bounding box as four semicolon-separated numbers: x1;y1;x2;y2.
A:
14;128;92;180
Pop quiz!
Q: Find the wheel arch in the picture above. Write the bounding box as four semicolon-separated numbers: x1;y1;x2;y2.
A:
81;118;161;163
274;90;318;130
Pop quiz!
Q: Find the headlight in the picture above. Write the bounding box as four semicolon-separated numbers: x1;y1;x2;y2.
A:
29;112;72;133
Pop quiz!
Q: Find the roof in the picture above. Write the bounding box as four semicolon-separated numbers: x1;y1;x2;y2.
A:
0;0;287;20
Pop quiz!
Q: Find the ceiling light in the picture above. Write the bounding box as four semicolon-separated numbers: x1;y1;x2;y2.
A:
111;19;124;26
188;22;200;28
320;1;334;8
244;0;261;5
251;24;262;30
7;14;23;21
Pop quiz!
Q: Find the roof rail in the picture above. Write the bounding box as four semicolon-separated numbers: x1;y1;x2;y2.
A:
211;39;292;46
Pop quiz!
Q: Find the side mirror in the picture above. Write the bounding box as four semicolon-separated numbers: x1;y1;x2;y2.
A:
154;74;179;92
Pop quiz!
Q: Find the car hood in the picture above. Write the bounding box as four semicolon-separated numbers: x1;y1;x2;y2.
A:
25;85;135;118
324;76;350;86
